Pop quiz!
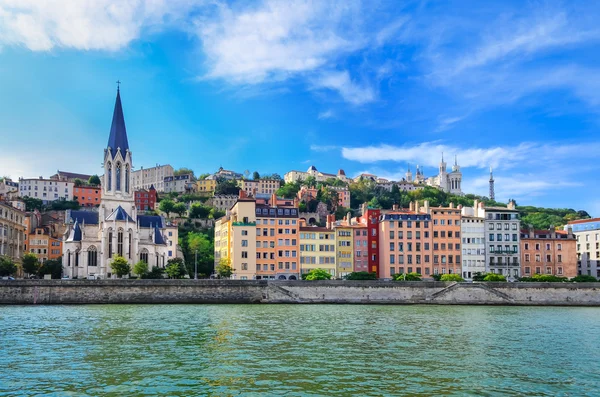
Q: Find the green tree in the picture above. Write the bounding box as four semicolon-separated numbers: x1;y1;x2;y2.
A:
209;208;226;220
110;255;131;278
22;197;44;212
38;258;63;279
21;253;39;276
252;171;260;180
189;203;211;219
165;258;187;279
74;178;83;187
303;176;317;188
50;200;80;211
174;168;195;178
159;199;176;218
483;273;506;282
215;258;234;279
173;202;187;217
317;186;340;211
187;232;214;277
197;173;210;180
133;261;149;278
88;175;101;186
345;272;377;280
303;268;332;280
277;182;301;199
144;266;165;279
441;274;464;282
393;272;421;281
0;256;17;277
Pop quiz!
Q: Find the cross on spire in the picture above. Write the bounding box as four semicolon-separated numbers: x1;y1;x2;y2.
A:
116;80;121;90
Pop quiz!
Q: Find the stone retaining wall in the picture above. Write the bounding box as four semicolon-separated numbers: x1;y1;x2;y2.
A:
0;280;599;305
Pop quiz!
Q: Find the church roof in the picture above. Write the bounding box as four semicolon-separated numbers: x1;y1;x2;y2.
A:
67;220;82;242
107;88;129;158
154;224;166;245
67;210;99;225
105;205;134;222
138;215;164;228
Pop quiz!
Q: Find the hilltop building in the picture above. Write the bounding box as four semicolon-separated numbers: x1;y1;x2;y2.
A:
61;88;179;279
409;154;463;195
284;166;349;184
131;164;174;192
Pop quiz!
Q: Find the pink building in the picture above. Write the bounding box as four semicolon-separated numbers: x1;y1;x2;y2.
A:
353;226;368;272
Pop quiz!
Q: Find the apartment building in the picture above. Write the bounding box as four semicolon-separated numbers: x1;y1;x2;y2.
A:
335;225;353;278
196;179;217;196
209;195;238;212
239;179;281;196
135;186;158;211
0;201;26;263
485;202;521;278
50;171;92;184
353;225;369;272
520;227;577;278
425;203;462;276
299;226;336;277
378;205;433;279
18;178;73;203
131;164;174;192
460;216;486;279
164;174;194;194
214;192;300;280
73;185;101;207
567;218;600;279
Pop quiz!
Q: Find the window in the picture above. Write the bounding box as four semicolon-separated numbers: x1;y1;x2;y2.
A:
117;231;123;256
87;246;98;267
108;231;113;258
140;249;149;264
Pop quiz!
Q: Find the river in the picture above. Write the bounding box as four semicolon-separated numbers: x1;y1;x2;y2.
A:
1;305;599;396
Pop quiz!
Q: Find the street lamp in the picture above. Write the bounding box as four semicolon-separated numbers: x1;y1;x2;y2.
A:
194;249;198;280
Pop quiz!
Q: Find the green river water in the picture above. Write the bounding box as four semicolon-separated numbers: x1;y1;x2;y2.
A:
1;305;599;396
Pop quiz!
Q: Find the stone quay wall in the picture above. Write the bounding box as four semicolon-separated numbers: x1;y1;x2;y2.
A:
0;280;599;306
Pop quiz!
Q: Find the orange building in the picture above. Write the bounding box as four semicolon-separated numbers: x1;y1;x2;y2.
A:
520;227;577;278
424;202;462;276
73;185;101;207
24;211;63;263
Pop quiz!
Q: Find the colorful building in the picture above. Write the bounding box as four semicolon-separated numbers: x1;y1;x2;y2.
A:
334;224;353;278
423;203;462;276
484;202;521;278
73;185;101;207
567;218;600;279
520;227;577;278
299;226;336;277
135;185;158;211
352;224;368;273
239;179;281;196
0;201;26;265
196;179;217;196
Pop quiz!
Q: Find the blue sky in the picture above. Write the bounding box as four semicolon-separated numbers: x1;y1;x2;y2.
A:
1;0;599;215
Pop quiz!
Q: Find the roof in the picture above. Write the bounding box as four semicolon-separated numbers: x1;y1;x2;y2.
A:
154;224;166;244
67;221;82;242
67;210;99;225
55;171;93;180
105;206;134;222
138;215;164;228
568;217;599;225
107;88;129;158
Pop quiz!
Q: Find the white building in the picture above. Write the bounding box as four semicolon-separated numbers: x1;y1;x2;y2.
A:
164;174;194;194
62;88;179;279
484;202;521;279
132;164;174;192
567;218;600;279
19;177;73;204
410;155;463;195
209;195;238;212
284;166;349;184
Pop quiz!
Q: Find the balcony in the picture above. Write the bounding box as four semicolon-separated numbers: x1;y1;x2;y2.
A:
489;261;520;267
490;250;518;255
232;221;256;227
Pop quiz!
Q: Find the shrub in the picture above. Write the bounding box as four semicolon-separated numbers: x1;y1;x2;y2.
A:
483;273;506;282
0;256;17;277
430;273;442;281
393;272;421;281
143;266;165;279
440;274;464;282
519;274;568;282
110;255;131;278
133;261;149;278
303;268;332;280
570;275;598;282
472;272;486;281
345;272;377;280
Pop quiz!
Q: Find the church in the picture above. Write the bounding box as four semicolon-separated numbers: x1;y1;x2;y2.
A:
62;88;179;279
407;154;463;195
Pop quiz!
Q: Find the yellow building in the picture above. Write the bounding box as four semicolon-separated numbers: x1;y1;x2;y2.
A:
196;179;217;196
335;226;354;278
299;226;336;277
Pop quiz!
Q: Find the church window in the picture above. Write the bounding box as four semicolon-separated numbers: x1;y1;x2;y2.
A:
129;231;133;259
108;231;113;258
140;249;149;264
107;163;112;191
117;231;124;256
116;163;122;191
125;164;130;193
88;246;98;267
75;252;79;267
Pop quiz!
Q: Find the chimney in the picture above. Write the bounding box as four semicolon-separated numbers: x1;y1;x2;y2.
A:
239;190;247;199
457;204;463;210
449;202;454;209
326;214;334;229
409;202;414;212
424;200;430;214
299;218;306;227
361;202;367;215
252;188;257;198
392;203;398;211
473;199;479;212
271;193;277;207
346;211;351;225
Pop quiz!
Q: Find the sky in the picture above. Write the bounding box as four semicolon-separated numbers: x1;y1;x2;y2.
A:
0;0;599;215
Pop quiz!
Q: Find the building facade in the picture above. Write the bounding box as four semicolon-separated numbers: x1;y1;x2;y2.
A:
19;178;73;203
567;218;600;279
196;179;217;196
50;171;93;184
460;216;486;279
520;227;577;278
239;179;281;196
353;225;368;273
62;88;179;279
164;174;194;194
299;226;336;277
73;185;101;207
131;164;174;192
335;225;353;278
284;166;349;184
135;186;158;211
484;203;521;278
0;201;26;264
427;204;462;276
209;195;238;212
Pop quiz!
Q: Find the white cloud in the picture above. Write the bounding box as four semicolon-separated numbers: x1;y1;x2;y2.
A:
310;144;338;152
314;70;375;105
317;109;334;120
0;0;188;51
340;141;600;169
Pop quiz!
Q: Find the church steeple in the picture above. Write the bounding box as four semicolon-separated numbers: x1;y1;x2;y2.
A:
107;84;129;159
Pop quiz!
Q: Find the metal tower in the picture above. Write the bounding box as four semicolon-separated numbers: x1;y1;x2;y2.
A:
489;166;495;201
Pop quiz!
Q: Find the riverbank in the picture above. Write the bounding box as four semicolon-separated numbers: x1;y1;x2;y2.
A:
1;279;599;305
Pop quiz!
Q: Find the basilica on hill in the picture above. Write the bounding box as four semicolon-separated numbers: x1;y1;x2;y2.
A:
62;88;179;278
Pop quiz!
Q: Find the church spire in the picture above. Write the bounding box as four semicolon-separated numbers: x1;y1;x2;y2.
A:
107;83;129;158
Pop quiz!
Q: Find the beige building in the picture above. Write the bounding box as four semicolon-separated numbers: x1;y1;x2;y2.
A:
209;195;238;212
285;166;349;184
0;201;26;265
132;164;174;192
238;179;281;196
567;218;600;279
299;226;336;277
